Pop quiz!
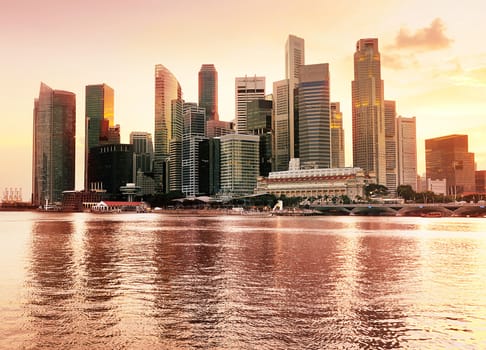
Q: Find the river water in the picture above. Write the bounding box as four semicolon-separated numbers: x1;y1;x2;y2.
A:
1;211;486;349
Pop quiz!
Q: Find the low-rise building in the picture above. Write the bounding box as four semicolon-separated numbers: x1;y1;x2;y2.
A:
255;167;374;200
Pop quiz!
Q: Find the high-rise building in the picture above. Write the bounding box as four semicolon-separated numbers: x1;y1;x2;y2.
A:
384;100;398;192
247;99;273;176
32;83;76;206
298;63;331;169
85;83;114;189
130;131;154;183
425;134;475;195
330;102;345;168
286;35;305;159
154;64;182;192
198;64;218;121
396;116;417;191
352;38;386;185
168;99;184;193
206;120;234;138
220;134;260;196
235;76;265;133
273;79;290;171
475;170;486;193
181;103;208;197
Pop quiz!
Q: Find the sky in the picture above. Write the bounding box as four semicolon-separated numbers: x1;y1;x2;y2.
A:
1;0;486;200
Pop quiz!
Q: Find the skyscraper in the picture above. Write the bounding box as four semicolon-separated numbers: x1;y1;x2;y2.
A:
425;134;475;196
85;83;114;189
396;116;417;190
235;76;265;133
130;131;153;178
272;79;290;171
198;64;218;121
298;63;331;169
330;102;345;168
247;99;273;176
32;83;76;206
285;34;305;159
154;64;182;192
352;38;386;185
384;100;398;192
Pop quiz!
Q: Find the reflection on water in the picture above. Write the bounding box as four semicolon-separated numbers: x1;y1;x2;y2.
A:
0;213;485;349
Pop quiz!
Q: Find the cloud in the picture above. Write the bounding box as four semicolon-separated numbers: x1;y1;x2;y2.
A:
391;18;453;51
382;53;420;70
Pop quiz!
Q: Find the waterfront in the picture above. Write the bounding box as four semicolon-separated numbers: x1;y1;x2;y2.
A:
1;212;486;349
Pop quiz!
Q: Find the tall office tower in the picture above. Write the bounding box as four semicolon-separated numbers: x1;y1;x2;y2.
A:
198;64;219;121
273;79;290;171
220;134;260;196
130;132;153;178
85;83;114;189
206;120;234;138
169;99;184;193
384;100;398;192
396;116;417;191
247;99;273;176
235;76;265;133
32;83;76;206
352;38;386;185
298;64;331;169
330;102;345;168
182;103;208;197
285;34;305;158
154;64;182;192
476;170;486;193
425;134;475;195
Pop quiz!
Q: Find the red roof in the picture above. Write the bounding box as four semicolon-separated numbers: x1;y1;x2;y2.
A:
102;201;142;206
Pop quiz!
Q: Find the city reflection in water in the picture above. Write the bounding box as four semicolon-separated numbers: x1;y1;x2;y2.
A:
2;213;485;349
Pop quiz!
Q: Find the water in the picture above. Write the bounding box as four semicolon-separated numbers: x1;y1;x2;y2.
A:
1;211;486;349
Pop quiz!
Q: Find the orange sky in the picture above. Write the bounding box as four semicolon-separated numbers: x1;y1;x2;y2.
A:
1;0;486;200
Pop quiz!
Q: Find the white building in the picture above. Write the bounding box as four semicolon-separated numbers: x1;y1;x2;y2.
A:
235;76;265;133
396;116;417;190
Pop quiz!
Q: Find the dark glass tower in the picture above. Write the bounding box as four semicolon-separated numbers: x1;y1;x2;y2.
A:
198;64;219;121
32;82;76;206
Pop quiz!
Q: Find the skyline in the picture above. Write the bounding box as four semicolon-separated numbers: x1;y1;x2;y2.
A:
2;0;486;199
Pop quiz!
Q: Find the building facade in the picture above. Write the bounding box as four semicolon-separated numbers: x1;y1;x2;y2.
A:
220;134;260;196
85;83;114;189
425;134;475;195
352;38;386;185
285;34;305;159
396;116;417;190
235;76;265;133
247;99;273;176
272;79;290;171
298;63;331;169
330;102;345;168
130;131;154;193
384;100;398;192
154;64;182;192
32;83;76;206
198;64;218;121
255;167;372;200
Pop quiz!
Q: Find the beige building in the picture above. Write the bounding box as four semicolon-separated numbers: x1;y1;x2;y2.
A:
255;167;374;200
396;116;417;190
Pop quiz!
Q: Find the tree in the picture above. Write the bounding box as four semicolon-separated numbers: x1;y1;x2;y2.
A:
397;185;415;201
364;184;389;198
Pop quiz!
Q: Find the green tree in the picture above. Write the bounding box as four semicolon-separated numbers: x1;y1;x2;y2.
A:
364;184;389;198
396;185;415;201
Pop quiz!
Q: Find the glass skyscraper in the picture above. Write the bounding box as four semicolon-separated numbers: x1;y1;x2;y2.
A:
32;83;76;206
298;63;331;169
352;38;386;185
198;64;219;121
154;64;182;192
330;102;345;168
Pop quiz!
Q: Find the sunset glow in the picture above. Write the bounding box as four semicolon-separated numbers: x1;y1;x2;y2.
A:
1;0;486;199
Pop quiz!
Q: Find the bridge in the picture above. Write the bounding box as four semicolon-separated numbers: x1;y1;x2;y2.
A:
311;203;486;217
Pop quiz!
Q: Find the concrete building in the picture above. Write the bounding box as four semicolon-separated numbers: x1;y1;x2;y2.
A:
255;167;373;200
272;79;290;171
130;131;154;194
330;102;345;168
247;99;273;176
220;134;260;196
235;76;265;133
425;134;475;196
298;63;331;169
384;100;398;192
352;38;386;185
475;170;486;193
32;83;76;206
396;116;417;190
